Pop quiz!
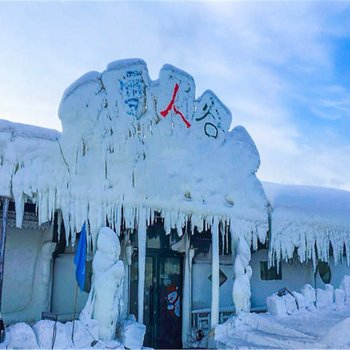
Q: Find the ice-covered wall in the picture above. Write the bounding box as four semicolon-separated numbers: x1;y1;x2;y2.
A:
2;224;56;323
263;182;350;269
0;59;268;250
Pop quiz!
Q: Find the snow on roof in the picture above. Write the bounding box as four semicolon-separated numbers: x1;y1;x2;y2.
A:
0;119;64;225
263;182;350;268
0;119;60;141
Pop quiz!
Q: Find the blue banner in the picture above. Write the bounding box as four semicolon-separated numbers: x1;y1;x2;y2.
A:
74;223;87;291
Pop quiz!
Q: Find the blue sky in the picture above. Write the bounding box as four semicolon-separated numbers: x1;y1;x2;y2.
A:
0;1;350;190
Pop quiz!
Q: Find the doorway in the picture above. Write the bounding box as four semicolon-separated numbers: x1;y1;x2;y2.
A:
129;225;183;349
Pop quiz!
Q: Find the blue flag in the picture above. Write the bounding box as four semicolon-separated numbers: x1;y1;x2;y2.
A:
74;222;87;291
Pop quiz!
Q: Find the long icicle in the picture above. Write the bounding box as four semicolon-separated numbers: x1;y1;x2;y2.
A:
137;207;147;324
211;216;220;328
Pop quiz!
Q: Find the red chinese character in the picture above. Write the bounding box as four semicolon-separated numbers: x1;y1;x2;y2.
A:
160;83;191;128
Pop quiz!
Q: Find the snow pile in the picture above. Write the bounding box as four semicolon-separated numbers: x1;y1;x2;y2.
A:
0;59;268;251
267;276;350;316
321;317;350;348
213;305;350;349
263;182;350;268
81;227;124;340
213;277;350;349
117;315;146;350
3;319;123;349
6;322;38;349
214;312;321;349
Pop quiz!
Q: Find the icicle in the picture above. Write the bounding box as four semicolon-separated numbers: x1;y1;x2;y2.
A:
150;209;155;225
86;220;92;258
211;216;220;328
62;210;70;246
225;221;229;255
57;209;63;241
115;204;121;236
137;207;147;324
220;221;225;255
14;192;25;228
48;187;56;222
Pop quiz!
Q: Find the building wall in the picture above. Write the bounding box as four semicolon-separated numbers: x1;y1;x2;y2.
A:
192;253;234;311
51;253;89;321
2;227;44;315
2;225;88;323
2;225;56;323
250;249;314;309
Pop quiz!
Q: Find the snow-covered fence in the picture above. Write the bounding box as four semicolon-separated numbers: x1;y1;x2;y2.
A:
267;275;350;316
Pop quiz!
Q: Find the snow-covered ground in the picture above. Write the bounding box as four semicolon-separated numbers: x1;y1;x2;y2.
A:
213;304;350;349
0;315;147;349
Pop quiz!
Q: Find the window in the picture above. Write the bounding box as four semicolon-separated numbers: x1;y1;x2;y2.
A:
260;261;282;280
318;261;331;284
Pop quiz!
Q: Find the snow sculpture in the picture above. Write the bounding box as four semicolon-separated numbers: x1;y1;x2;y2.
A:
232;237;252;315
81;227;124;340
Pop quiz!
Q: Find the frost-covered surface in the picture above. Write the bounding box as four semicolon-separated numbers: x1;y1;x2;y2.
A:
263;182;350;268
0;119;60;141
0;59;268;250
213;306;350;349
214;276;350;349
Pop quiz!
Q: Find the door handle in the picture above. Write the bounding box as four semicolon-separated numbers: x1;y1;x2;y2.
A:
149;285;154;324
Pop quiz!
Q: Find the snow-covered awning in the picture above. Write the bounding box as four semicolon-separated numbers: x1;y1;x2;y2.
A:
263;182;350;268
0;59;268;248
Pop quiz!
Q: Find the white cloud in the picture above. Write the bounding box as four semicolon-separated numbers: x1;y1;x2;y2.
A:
0;1;349;190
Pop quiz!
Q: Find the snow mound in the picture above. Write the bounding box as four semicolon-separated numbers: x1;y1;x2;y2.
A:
322;317;350;348
214;312;319;349
33;320;72;349
118;316;146;350
6;322;38;349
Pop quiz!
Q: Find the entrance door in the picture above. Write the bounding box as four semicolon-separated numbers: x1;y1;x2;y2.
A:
130;249;183;349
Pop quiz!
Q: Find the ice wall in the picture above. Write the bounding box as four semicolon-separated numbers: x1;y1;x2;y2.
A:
0;60;268;250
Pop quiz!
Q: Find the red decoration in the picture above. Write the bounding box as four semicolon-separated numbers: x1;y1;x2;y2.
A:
160;83;191;128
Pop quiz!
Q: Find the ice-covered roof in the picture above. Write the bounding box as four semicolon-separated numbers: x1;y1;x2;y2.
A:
0;59;269;248
263;182;350;268
0;119;60;141
0;119;63;224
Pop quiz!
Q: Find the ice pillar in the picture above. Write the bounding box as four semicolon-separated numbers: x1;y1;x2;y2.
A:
232;237;252;315
138;208;147;324
182;232;194;346
211;217;220;328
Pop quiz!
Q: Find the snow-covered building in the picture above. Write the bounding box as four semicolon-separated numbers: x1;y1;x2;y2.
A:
0;59;349;348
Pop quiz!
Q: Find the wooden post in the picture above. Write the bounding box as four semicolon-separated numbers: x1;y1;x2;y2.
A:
0;198;9;343
182;231;194;347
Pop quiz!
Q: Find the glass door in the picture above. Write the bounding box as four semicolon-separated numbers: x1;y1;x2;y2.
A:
130;249;183;349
